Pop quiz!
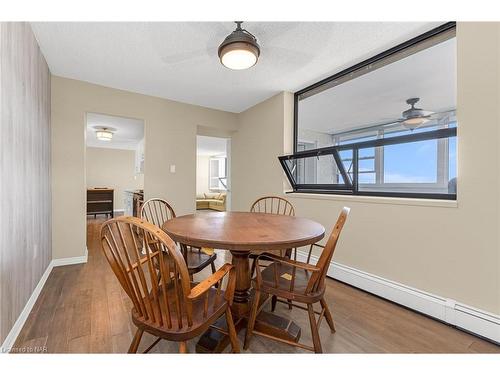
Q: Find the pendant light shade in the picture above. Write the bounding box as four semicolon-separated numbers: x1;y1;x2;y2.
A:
218;22;260;70
96;128;113;141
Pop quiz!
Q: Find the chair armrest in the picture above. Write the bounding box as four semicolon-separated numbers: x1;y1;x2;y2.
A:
255;252;320;272
187;263;233;301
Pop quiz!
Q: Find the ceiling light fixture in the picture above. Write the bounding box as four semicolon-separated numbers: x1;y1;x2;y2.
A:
400;98;433;130
218;21;260;70
95;128;113;141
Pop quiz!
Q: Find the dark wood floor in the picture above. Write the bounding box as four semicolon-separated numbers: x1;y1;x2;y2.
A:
13;216;500;353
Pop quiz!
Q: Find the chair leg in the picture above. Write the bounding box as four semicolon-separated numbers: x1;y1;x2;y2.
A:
320;298;336;333
128;328;144;353
283;251;293;311
225;307;240;353
244;289;261;350
307;304;323;353
179;341;188;353
271;295;277;312
271;295;291;310
250;258;256;279
143;338;162;353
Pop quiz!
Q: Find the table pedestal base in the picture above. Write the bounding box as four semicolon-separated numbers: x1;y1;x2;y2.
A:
195;315;244;353
195;312;301;353
195;250;301;353
254;311;301;342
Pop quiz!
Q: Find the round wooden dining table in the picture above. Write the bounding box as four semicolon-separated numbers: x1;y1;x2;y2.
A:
162;211;325;353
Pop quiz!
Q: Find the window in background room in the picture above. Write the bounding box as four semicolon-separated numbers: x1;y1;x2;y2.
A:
280;22;457;200
209;156;227;191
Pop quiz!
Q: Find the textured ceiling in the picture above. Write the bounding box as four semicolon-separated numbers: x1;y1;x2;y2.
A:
31;22;442;113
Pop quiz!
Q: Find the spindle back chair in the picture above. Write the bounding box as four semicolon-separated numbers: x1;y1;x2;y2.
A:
100;216;239;353
244;207;350;353
249;196;296;297
140;198;217;277
250;196;295;216
140;198;176;226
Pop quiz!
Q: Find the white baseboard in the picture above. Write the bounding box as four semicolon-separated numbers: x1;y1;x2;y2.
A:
296;250;500;344
113;209;124;215
0;248;89;353
51;247;88;267
0;261;53;353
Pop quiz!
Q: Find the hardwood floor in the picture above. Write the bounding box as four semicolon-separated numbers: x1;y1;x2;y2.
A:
13;217;500;353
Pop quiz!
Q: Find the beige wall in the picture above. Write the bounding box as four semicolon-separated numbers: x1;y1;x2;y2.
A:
0;22;51;345
86;147;143;210
232;23;500;315
52;76;237;259
196;155;210;195
233;93;287;208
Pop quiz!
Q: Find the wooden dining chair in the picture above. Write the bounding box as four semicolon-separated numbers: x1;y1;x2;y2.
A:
249;196;295;264
244;207;350;353
250;195;295;216
141;198;217;279
249;196;296;308
100;216;240;353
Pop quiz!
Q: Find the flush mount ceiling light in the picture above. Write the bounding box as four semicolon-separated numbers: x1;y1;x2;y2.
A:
218;21;260;70
95;127;114;141
400;98;433;130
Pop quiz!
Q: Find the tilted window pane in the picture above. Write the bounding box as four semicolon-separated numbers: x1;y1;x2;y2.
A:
282;150;352;187
285;154;341;185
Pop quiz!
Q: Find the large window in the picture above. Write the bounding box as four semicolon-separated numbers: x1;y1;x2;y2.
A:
280;22;457;200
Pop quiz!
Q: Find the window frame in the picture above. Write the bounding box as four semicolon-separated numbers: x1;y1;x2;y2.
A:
286;22;457;200
280;127;457;200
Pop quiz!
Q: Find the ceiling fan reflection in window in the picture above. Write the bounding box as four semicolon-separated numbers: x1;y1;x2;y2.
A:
398;97;434;130
354;97;445;132
330;98;454;139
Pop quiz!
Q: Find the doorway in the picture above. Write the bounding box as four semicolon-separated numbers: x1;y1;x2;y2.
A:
195;135;231;212
85;112;145;226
